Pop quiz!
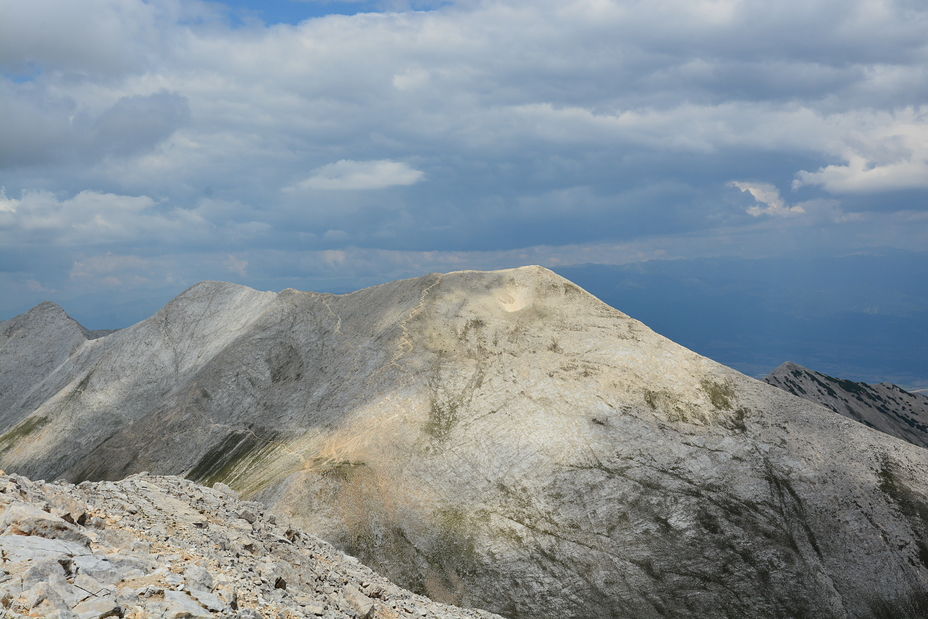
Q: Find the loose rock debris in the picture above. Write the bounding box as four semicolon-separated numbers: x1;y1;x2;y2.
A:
0;471;502;619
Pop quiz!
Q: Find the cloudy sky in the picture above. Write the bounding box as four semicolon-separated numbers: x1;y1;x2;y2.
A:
2;0;927;326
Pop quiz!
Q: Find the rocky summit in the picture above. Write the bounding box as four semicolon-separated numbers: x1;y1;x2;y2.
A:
3;266;928;619
765;361;928;450
0;470;502;619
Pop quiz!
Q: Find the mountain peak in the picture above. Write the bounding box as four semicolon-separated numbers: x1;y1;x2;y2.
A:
764;362;928;449
3;269;928;619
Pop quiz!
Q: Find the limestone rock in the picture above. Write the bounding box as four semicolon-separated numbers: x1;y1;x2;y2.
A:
765;361;928;449
0;472;501;619
339;584;374;618
2;268;928;618
72;596;121;619
0;502;91;545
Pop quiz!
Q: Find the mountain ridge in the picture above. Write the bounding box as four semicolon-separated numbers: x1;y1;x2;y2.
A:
764;361;928;450
2;266;928;618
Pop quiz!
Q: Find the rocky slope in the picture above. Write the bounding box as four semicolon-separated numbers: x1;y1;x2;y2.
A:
0;302;110;420
765;361;928;449
3;266;928;619
0;470;502;619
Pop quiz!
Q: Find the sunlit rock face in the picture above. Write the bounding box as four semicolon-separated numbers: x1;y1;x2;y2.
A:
765;361;928;450
3;266;928;619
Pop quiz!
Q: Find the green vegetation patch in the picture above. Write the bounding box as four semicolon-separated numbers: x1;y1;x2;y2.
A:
422;508;480;601
721;407;749;433
426;400;459;441
0;415;51;454
643;388;703;424
701;379;735;411
322;460;368;483
187;429;280;488
877;457;928;569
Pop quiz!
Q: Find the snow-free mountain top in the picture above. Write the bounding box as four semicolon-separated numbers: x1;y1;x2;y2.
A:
765;361;928;450
2;266;928;619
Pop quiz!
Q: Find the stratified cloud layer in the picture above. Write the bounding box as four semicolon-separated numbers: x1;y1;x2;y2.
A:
1;0;927;313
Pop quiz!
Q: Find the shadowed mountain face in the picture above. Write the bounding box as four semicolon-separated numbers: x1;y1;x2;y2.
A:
765;361;928;450
2;267;928;619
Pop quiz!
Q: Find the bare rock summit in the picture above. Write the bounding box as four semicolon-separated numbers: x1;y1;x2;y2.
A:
2;266;928;619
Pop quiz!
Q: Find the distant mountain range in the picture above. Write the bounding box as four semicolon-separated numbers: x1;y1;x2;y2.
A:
2;267;928;619
764;361;928;450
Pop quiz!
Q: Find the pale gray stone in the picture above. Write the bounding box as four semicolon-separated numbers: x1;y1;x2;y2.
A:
162;590;212;618
20;557;66;591
0;534;90;563
238;509;258;524
73;555;121;585
338;584;373;619
165;573;184;587
213;482;238;499
72;596;121;619
73;573;111;599
183;564;212;591
48;572;85;608
3;268;928;619
0;503;90;545
188;587;224;612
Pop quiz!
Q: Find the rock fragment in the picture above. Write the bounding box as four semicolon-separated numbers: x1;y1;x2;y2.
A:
0;503;90;545
339;584;374;618
72;596;121;619
0;472;501;619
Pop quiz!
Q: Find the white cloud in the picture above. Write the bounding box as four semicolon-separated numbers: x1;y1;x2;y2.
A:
0;188;16;212
1;0;928;306
729;182;805;217
26;279;54;293
226;254;248;277
0;189;210;246
0;0;160;76
286;160;425;191
792;107;928;193
794;156;928;194
323;229;351;240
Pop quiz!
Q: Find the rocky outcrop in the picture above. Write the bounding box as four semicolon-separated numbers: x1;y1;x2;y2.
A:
0;470;502;619
3;267;928;619
765;361;928;449
0;302;100;422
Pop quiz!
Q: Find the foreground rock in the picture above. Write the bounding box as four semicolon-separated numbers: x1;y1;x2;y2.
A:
0;471;502;619
3;267;928;618
765;361;928;449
